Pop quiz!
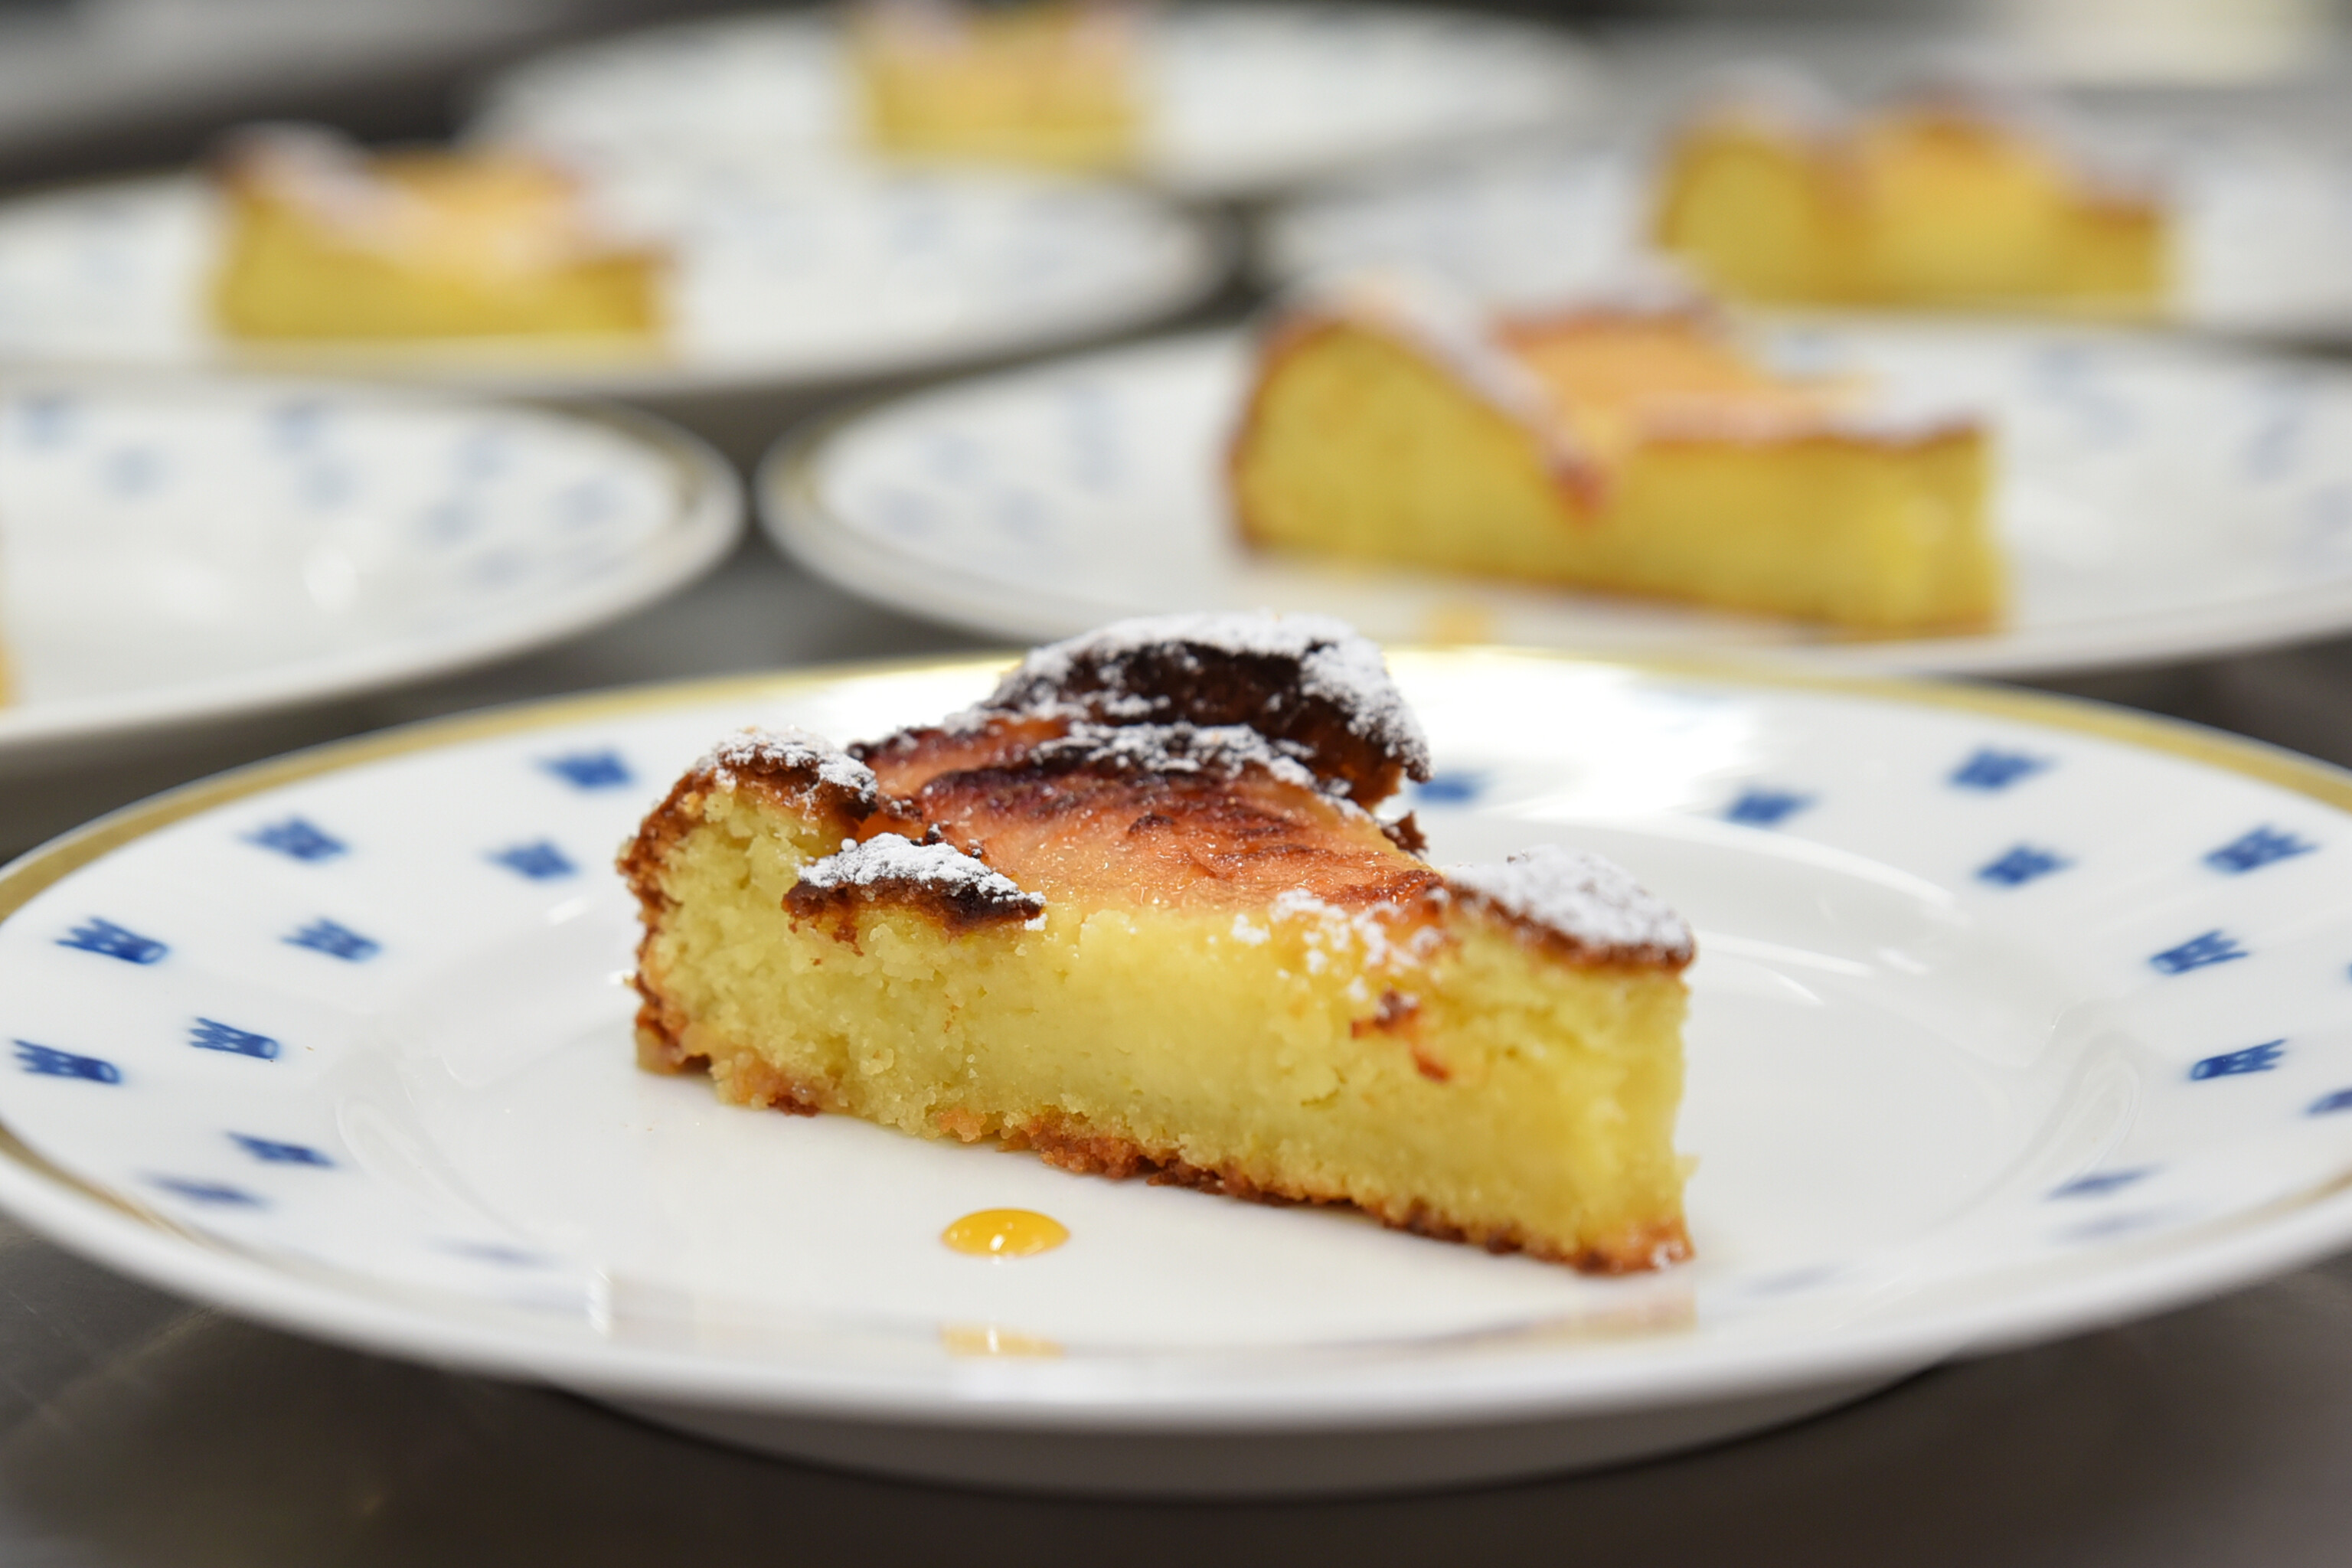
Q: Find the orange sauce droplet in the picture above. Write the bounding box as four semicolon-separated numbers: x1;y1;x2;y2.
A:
942;1208;1068;1258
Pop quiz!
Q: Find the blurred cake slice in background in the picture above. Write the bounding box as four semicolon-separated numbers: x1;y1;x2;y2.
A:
211;126;667;342
1652;70;2167;313
1229;273;2001;632
848;0;1143;169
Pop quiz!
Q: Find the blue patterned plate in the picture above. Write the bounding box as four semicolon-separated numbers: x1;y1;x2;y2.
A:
0;651;2350;1494
0;374;737;763
764;326;2352;676
0;162;1222;396
475;5;1596;201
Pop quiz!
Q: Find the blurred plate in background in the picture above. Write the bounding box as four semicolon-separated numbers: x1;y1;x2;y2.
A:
1263;136;2352;345
0;162;1224;398
474;4;1599;200
763;324;2352;677
0;375;737;769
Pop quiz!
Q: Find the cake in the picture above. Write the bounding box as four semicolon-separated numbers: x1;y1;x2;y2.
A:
848;0;1142;169
1651;77;2167;312
621;614;1695;1271
1228;276;2001;632
211;126;665;342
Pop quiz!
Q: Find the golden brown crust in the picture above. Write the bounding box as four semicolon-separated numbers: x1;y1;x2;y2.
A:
858;710;1449;919
1007;1108;1690;1272
784;857;1044;939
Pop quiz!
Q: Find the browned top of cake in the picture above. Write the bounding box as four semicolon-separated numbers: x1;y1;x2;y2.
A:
972;612;1432;806
858;709;1443;916
622;615;1692;971
620;727;874;888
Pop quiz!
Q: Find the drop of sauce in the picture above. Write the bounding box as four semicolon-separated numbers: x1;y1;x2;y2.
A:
942;1208;1069;1258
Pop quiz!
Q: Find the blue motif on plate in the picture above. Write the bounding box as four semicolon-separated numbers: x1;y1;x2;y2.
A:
1949;749;2050;791
1740;1265;1842;1297
1724;788;1813;828
443;1240;548;1267
21;392;76;447
2051;1168;2153;1198
13;1042;119;1083
541;750;632;789
57;917;166;964
2151;930;2247;975
2190;1040;2285;1080
2240;397;2305;482
248;818;346;863
488;841;576;880
230;1133;333;1166
1978;844;2070;887
1414;773;1485;806
189;1018;279;1060
148;1176;262;1207
2311;1088;2352;1116
285;919;379;962
266;397;326;451
102;446;162;495
2205;825;2317;874
2060;1210;2165;1243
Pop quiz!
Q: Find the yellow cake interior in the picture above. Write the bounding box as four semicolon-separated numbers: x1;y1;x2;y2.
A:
625;619;1695;1271
1653;99;2167;312
1229;299;2001;632
212;133;665;341
849;0;1142;169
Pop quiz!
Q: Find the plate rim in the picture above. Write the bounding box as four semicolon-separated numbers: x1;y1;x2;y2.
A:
0;170;1236;400
756;323;2352;679
0;364;745;764
3;650;2352;1430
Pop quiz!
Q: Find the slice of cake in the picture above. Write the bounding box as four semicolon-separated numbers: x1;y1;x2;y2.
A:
1228;276;2001;632
848;0;1143;170
622;614;1694;1271
1652;76;2167;312
211;126;666;342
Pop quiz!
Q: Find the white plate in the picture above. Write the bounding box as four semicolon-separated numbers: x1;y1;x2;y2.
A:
0;374;738;769
2;651;2351;1496
0;164;1223;397
1263;137;2352;344
474;5;1598;201
763;327;2352;677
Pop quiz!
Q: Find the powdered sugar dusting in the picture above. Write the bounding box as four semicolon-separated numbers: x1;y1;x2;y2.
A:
1267;886;1446;971
697;727;878;805
1032;720;1332;797
797;832;1043;916
995;609;1430;778
1446;845;1693;962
